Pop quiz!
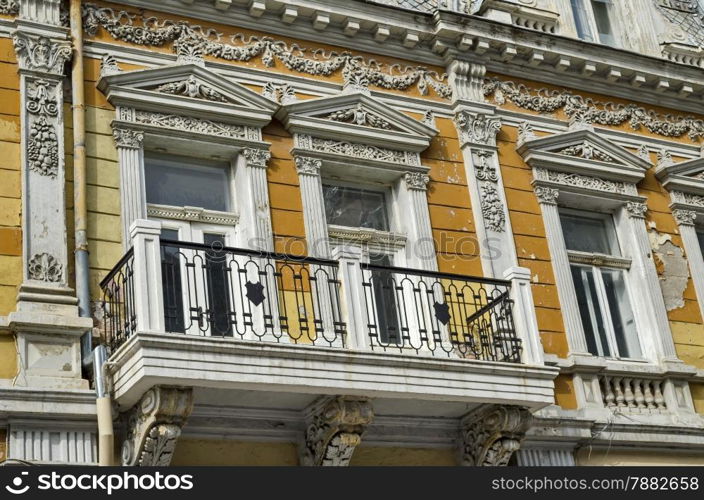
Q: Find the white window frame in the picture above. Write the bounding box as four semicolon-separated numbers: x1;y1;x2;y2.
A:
570;0;620;46
560;209;642;360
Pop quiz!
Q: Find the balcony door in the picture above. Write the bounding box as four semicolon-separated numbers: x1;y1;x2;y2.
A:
158;220;237;337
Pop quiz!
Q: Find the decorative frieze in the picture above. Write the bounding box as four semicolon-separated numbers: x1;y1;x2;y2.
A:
483;78;704;139
147;205;239;226
534;168;633;195
672;190;704;208
296;134;420;166
325;103;393;130
81;3;451;98
455;111;501;147
12;33;71;75
28;253;63;282
112;128;144;149
673;209;697;226
133;110;249;139
294;156;322;176
122;386;194;466
328;225;407;248
404;172;430;191
459;405;532;466
155;75;227;102
300;396;373;466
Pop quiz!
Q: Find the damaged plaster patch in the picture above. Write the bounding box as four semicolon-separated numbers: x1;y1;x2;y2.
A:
648;225;689;311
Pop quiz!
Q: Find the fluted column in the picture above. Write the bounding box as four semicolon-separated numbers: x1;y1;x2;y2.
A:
533;186;590;355
113;128;146;248
237;147;273;251
400;172;436;271
673;208;704;325
295;156;330;258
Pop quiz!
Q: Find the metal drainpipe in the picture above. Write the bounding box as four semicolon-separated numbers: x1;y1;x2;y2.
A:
70;0;114;466
70;0;90;321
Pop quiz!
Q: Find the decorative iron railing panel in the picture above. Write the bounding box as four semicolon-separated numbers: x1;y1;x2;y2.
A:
360;263;521;362
99;248;136;354
158;240;346;347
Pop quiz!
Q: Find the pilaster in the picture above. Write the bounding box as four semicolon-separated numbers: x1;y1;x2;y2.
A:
236;147;274;251
113;126;146;248
294;156;330;258
400;172;436;271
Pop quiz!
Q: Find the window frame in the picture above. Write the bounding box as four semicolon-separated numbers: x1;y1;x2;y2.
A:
570;0;620;47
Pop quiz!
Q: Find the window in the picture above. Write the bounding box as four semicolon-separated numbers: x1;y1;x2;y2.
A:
560;210;641;359
322;185;389;231
570;0;617;46
145;155;231;212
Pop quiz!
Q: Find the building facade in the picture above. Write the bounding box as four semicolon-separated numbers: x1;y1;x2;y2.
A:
1;0;704;466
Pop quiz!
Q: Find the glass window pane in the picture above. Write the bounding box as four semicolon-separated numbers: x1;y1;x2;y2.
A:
323;185;389;231
571;265;611;357
560;212;620;255
571;0;596;41
160;229;185;333
369;253;401;345
203;233;233;337
145;156;230;212
697;230;704;254
591;0;616;46
601;269;641;359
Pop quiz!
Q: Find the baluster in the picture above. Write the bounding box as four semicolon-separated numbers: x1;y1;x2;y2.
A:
653;381;666;411
643;381;655;410
602;377;616;408
614;377;626;408
633;379;645;409
623;378;636;408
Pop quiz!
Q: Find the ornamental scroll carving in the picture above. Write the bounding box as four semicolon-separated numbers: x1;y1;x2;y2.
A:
459;405;532;466
133;110;252;139
455;111;502;147
26;80;60;177
673;209;697;226
155;75;227;102
325;103;394;130
296;134;420;166
122;386;194;466
404;172;430;190
81;3;451;98
300;396;373;466
557;142;615;163
534;168;635;195
28;253;63;282
483;78;704;140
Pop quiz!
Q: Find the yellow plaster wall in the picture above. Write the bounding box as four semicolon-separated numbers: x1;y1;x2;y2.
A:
0;429;6;463
350;446;457;466
576;448;704;466
171;439;299;465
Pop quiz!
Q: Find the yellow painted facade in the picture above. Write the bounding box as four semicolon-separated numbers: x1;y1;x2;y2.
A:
3;0;704;466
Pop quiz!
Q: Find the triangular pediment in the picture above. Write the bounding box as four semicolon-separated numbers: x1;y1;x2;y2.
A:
276;91;437;153
518;127;651;184
98;63;278;127
655;155;704;196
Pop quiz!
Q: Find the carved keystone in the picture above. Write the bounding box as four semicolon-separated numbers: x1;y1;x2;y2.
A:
300;396;373;466
121;386;194;466
459;404;532;466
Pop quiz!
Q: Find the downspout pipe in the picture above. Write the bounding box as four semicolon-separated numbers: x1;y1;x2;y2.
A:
70;0;114;466
70;0;90;321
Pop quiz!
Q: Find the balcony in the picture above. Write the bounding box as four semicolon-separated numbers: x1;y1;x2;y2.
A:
99;220;556;420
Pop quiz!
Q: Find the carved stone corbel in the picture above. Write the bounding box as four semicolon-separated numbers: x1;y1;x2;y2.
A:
121;386;194;466
300;396;373;466
459;404;532;466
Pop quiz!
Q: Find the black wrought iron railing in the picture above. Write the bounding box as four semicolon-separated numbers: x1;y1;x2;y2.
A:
360;263;521;362
99;247;136;354
158;240;346;347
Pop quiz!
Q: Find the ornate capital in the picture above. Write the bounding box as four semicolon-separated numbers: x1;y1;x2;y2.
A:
112;128;144;149
455;111;501;147
295;156;322;176
404;172;430;191
459;405;532;466
300;396;373;466
534;186;560;205
673;209;697;226
242;147;271;168
13;32;71;75
122;386;194;466
626;201;648;219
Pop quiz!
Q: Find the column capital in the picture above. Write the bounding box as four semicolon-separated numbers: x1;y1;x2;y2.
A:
12;31;71;75
242;147;271;168
295;156;322;176
113;128;144;149
459;405;532;466
454;110;501;148
300;396;373;466
673;208;697;226
404;171;430;191
534;185;560;205
626;201;648;219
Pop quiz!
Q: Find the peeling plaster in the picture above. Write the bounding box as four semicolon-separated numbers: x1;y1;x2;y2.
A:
649;227;689;311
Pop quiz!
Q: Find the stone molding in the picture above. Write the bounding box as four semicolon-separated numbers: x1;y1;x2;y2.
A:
121;386;194;466
300;396;373;466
